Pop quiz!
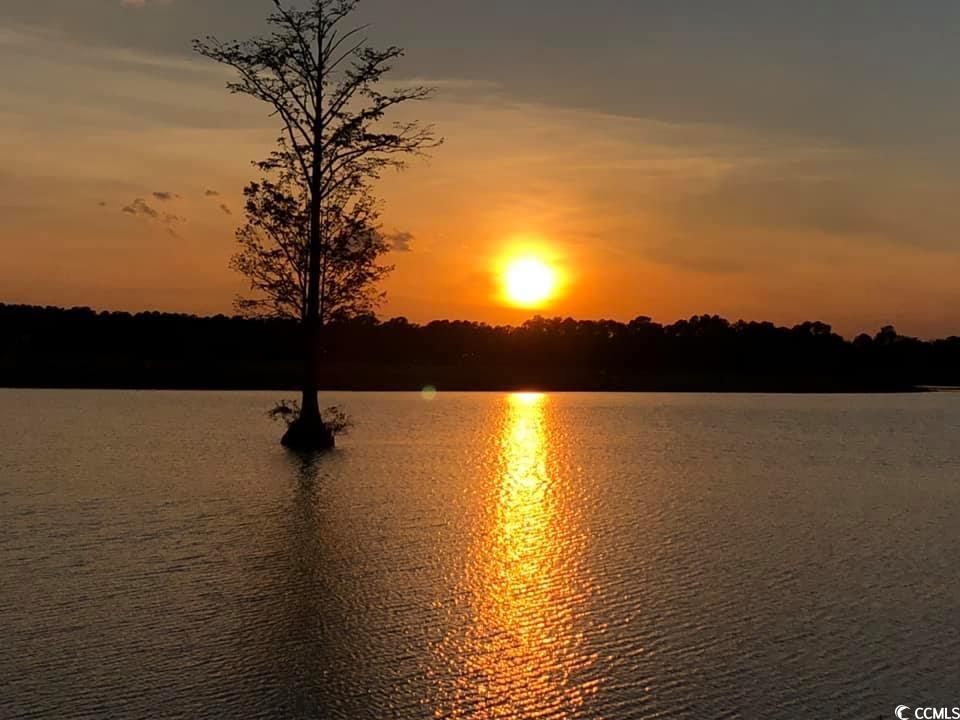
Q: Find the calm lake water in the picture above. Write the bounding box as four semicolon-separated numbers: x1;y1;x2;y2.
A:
2;390;959;719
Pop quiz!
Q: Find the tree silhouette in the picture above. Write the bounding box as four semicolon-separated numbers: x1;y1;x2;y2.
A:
195;0;439;450
231;150;392;324
6;304;960;392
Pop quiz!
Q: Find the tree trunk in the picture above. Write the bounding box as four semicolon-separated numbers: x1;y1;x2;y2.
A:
300;321;321;421
281;15;333;452
281;192;331;450
280;316;333;451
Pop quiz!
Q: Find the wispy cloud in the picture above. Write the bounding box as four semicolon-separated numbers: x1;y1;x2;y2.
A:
0;23;239;131
122;197;185;235
383;230;414;253
120;0;174;8
122;197;158;218
393;78;501;91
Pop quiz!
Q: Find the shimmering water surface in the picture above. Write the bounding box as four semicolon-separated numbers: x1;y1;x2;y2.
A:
2;390;959;719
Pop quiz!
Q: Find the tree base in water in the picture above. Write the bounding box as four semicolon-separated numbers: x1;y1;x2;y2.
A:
280;415;335;451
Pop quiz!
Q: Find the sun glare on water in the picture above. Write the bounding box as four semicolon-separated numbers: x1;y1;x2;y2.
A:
503;257;559;308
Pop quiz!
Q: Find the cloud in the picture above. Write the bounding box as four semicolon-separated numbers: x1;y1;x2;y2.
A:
152;191;179;201
121;197;158;218
162;212;185;237
644;238;747;275
382;230;414;252
121;198;185;232
201;190;231;215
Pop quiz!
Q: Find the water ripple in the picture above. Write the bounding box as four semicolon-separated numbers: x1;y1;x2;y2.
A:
1;390;959;718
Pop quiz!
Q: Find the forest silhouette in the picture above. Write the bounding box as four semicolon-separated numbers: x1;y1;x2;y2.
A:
3;304;957;392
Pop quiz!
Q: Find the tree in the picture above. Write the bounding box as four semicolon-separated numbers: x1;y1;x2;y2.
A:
195;0;439;450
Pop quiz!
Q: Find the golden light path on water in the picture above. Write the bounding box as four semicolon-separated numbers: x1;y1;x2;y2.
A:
432;393;599;719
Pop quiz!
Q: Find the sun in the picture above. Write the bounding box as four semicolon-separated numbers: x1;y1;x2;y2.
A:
503;257;558;308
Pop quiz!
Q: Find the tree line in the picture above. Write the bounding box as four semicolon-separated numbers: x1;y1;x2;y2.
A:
3;304;958;392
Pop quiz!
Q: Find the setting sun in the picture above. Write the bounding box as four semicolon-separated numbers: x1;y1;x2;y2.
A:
503;257;559;308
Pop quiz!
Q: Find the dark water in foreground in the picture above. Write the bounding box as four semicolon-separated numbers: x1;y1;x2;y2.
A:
1;390;959;719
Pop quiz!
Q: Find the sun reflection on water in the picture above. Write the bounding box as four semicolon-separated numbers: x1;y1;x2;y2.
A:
432;393;597;718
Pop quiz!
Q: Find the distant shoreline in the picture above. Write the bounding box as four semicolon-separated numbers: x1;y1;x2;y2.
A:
0;380;929;394
4;303;958;395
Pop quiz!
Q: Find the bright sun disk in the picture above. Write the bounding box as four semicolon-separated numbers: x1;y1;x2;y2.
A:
503;257;558;307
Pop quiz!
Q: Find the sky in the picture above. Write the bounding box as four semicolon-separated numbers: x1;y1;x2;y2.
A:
3;1;960;337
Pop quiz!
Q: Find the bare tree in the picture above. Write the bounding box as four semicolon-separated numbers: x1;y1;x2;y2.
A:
195;0;439;450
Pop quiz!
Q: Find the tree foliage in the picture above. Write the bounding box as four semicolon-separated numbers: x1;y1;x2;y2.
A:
230;149;392;322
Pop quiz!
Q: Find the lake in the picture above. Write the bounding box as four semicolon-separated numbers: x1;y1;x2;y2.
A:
1;390;958;719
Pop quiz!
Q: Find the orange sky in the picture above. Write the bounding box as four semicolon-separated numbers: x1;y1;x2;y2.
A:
4;7;960;338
